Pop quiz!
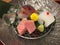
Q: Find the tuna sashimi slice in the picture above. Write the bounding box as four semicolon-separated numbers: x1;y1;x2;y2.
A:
17;18;27;35
25;20;36;34
17;24;26;35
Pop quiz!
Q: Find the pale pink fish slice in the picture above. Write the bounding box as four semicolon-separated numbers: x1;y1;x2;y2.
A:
25;20;36;34
17;18;27;35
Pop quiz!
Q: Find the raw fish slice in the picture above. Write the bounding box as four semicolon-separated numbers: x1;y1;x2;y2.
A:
17;11;28;18
25;20;36;34
22;5;36;15
17;18;27;35
17;23;26;35
38;11;55;27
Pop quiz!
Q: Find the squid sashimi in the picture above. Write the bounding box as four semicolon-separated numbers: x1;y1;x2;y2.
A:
38;11;55;27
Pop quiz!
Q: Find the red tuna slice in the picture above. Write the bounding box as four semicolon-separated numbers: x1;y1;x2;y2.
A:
22;5;36;16
17;18;27;35
25;20;36;34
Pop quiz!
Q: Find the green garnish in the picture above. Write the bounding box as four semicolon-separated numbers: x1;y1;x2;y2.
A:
38;24;44;32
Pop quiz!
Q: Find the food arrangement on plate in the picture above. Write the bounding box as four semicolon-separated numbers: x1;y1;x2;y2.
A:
3;1;56;39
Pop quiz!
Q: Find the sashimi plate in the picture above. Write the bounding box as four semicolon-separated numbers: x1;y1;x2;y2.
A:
3;0;56;39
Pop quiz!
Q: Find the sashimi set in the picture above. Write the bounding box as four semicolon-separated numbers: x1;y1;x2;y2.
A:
3;4;55;39
16;5;55;36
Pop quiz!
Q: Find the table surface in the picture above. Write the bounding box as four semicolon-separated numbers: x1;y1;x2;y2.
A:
0;0;60;45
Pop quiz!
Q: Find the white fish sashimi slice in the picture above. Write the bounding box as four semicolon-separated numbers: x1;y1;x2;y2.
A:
38;11;55;27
